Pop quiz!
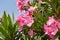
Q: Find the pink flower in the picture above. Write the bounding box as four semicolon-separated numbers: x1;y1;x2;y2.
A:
48;33;55;40
18;26;23;32
28;29;34;38
16;0;29;12
44;16;59;40
24;11;32;16
23;14;34;27
16;12;34;27
44;23;58;35
23;0;29;6
57;22;60;29
47;16;55;25
44;24;58;40
16;14;26;26
23;7;35;16
28;6;34;13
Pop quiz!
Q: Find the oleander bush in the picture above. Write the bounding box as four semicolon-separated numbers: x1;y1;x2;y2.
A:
0;0;60;40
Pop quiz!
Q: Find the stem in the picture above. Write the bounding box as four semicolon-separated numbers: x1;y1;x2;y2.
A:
37;34;46;40
40;34;46;40
25;35;27;40
41;34;46;38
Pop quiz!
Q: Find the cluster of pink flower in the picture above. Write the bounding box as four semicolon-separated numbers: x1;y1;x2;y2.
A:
16;0;42;12
16;11;34;27
16;0;43;38
16;7;34;38
16;0;36;38
16;0;60;39
16;0;29;12
44;16;60;40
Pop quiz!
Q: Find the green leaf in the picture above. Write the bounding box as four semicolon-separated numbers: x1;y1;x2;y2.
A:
13;22;18;34
7;14;14;37
2;11;8;30
30;0;37;6
0;26;8;37
57;7;60;18
12;12;14;21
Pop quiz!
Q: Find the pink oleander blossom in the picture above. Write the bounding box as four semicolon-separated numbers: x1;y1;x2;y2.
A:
16;12;34;27
28;6;34;13
56;21;60;29
23;14;34;27
24;11;32;16
18;26;23;32
44;23;58;35
44;16;59;40
16;0;29;12
28;29;34;38
16;14;26;26
23;6;35;16
44;24;57;40
48;33;55;40
47;16;55;25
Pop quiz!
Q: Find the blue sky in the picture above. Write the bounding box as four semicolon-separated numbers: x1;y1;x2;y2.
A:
0;0;19;19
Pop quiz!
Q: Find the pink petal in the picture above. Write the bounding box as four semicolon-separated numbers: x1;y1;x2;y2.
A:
28;29;34;38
